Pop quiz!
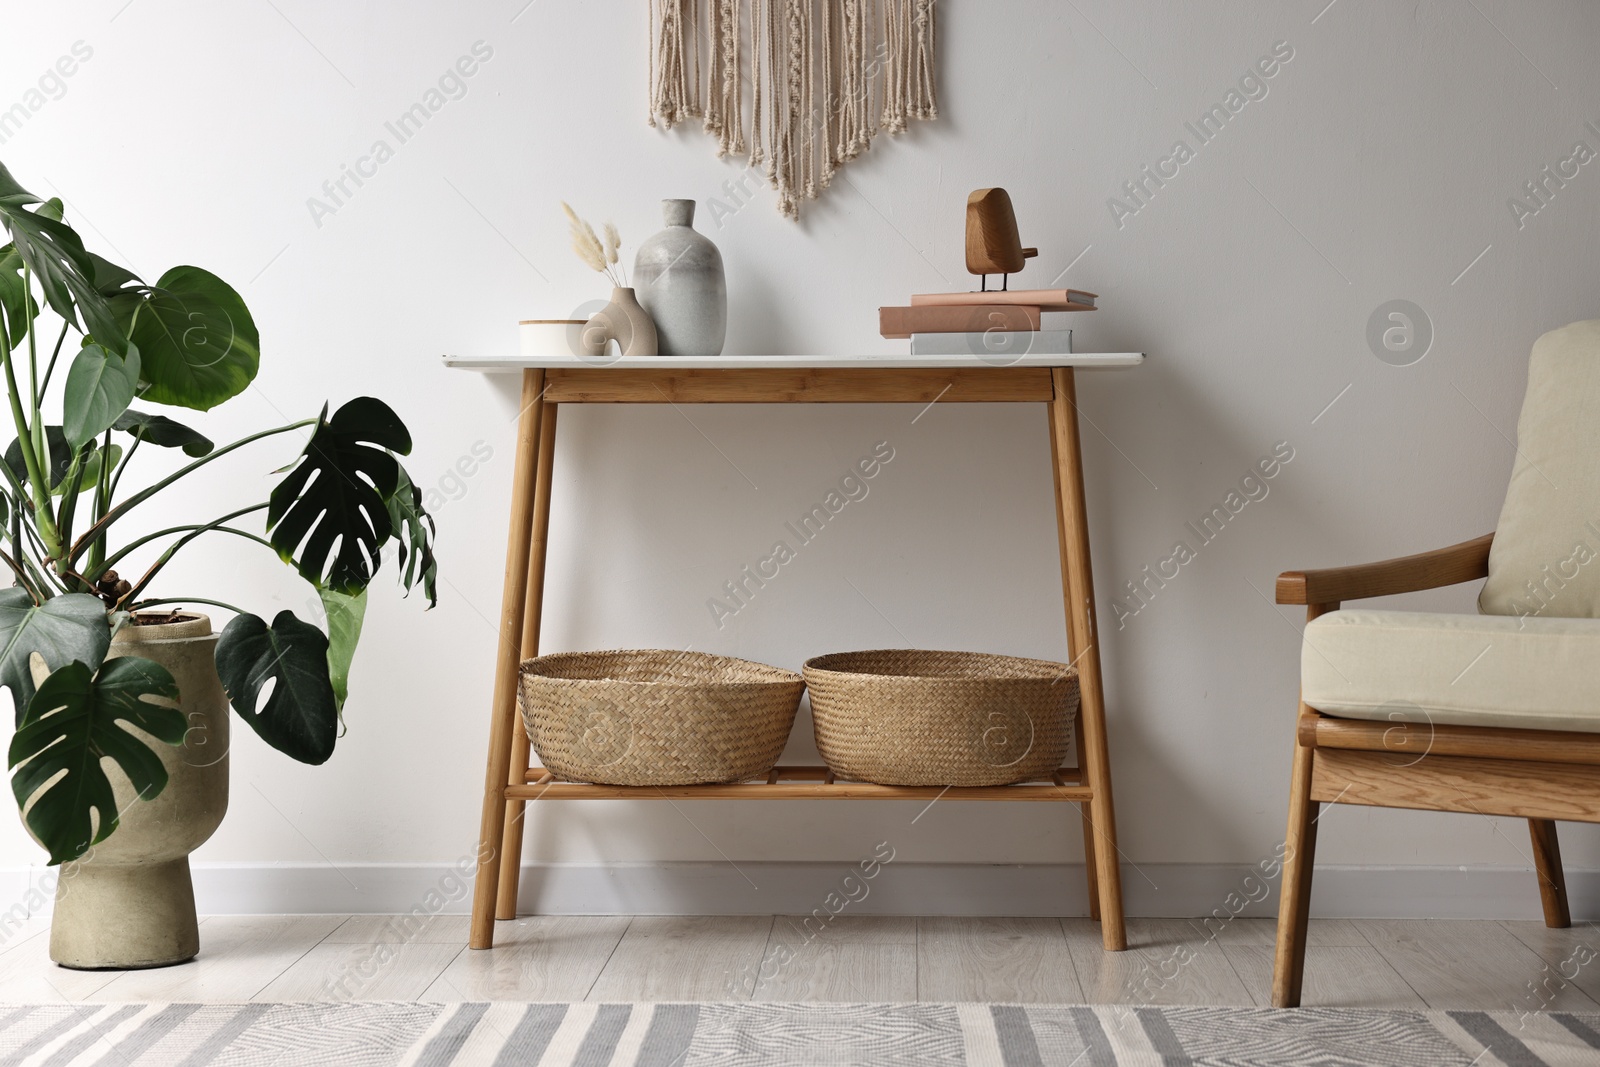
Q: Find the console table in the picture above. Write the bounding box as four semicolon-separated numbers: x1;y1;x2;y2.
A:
444;352;1144;951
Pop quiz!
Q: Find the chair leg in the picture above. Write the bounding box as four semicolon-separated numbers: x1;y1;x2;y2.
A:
1529;819;1571;929
1272;724;1320;1008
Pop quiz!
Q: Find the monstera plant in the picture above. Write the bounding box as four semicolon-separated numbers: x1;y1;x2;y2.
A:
0;160;436;866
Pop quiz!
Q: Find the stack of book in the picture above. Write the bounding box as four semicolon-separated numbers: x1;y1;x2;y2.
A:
878;289;1097;356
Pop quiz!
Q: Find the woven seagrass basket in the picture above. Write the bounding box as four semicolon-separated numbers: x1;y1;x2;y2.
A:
519;649;805;786
804;649;1079;787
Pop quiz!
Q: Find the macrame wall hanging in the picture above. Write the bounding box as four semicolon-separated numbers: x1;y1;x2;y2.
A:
648;0;938;219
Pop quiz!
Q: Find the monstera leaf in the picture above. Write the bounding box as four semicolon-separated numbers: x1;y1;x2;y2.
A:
129;266;258;410
0;168;122;348
216;611;337;764
268;398;410;595
0;589;109;725
4;424;72;490
88;253;147;338
62;443;122;498
0;163;33;206
5;426;120;497
8;657;183;865
319;588;367;713
63;342;141;448
113;408;213;457
386;466;437;607
0;244;37;347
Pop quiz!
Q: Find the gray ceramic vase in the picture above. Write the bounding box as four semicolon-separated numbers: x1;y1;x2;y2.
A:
634;199;727;356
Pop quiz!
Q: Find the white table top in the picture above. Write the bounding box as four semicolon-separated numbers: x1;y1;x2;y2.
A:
443;353;1145;371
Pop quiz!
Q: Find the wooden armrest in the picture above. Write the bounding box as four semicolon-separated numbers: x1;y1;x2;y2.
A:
1275;533;1494;606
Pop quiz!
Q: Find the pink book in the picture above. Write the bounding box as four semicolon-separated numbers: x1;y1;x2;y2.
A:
911;289;1097;312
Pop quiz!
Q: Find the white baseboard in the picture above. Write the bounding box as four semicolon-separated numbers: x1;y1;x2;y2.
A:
2;862;1591;922
502;862;1598;921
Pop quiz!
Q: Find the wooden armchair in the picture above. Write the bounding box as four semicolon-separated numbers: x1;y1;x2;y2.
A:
1271;319;1600;1008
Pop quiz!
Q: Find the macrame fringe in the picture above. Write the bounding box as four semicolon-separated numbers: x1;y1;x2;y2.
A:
648;0;939;219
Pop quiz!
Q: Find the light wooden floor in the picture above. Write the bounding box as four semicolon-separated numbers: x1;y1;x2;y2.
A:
0;915;1595;1011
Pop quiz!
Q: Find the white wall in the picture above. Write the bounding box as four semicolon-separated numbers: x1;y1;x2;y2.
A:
1;0;1597;918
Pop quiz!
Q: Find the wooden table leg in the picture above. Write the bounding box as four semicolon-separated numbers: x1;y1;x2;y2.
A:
1048;367;1127;951
495;403;560;920
470;369;547;950
1075;720;1101;922
1050;407;1101;922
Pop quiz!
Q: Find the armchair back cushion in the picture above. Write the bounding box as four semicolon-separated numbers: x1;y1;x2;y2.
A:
1480;319;1600;620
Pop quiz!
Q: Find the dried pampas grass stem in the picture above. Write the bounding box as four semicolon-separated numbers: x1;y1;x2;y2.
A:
562;202;627;287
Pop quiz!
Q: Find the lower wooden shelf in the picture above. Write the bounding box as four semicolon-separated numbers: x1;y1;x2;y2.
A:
508;764;1089;801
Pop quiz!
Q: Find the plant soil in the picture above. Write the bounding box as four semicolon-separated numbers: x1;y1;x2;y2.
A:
128;611;189;626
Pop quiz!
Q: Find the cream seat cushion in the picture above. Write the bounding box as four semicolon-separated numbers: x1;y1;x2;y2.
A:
1302;609;1600;733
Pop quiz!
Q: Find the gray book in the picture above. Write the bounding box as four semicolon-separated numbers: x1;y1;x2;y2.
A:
909;329;1072;357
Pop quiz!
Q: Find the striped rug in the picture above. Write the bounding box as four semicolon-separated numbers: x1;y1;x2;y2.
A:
0;1001;1597;1065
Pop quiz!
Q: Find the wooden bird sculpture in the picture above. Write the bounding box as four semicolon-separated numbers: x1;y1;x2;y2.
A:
966;188;1037;291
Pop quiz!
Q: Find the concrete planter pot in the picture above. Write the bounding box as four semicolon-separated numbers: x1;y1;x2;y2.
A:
47;613;229;970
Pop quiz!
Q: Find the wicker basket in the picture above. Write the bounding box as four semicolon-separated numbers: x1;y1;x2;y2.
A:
804;649;1079;786
520;649;805;786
